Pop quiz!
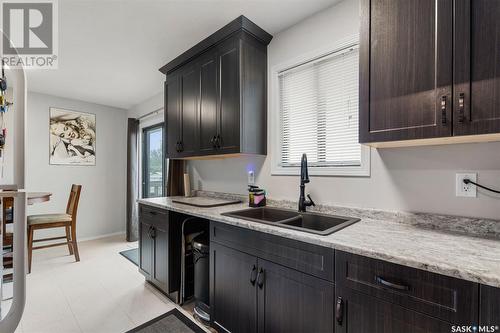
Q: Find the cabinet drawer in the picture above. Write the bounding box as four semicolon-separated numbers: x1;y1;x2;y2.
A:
336;251;478;325
139;204;168;227
210;221;334;281
335;287;454;333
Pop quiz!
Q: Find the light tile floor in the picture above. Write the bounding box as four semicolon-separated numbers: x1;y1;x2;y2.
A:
12;235;207;333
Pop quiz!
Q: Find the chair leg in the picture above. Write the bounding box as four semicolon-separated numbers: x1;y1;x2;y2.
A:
70;225;80;262
65;225;73;255
27;226;34;274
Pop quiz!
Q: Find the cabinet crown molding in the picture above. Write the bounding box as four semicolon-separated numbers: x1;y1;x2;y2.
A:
159;15;272;75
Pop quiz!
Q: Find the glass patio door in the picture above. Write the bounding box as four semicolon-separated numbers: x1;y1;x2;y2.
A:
142;124;164;198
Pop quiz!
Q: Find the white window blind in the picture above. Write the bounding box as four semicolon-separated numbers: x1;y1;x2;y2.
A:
278;45;360;168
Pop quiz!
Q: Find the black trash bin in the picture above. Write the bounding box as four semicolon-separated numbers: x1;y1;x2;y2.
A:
192;234;210;322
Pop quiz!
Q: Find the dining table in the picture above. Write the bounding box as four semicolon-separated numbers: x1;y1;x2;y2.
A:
27;192;52;205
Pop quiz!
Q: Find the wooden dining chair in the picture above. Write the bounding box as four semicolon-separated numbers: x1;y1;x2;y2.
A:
27;184;82;273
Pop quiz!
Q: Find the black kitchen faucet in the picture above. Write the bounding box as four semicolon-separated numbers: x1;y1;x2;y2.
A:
298;153;315;212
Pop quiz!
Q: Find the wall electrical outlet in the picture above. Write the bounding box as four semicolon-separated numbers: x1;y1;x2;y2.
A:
248;170;255;185
456;173;477;197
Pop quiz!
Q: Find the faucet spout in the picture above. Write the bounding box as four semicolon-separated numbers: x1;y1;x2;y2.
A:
298;153;315;212
300;153;309;185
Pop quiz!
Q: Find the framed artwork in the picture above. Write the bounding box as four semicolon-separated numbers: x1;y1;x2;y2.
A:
49;107;96;165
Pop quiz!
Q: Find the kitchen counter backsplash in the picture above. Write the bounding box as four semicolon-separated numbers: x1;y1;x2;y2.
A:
193;190;500;239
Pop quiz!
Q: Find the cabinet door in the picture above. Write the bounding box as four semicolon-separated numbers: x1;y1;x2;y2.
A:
257;259;334;333
179;64;200;156
199;52;219;154
480;285;500;327
165;75;181;158
138;220;153;278
151;224;168;292
217;38;240;153
454;1;500;135
210;243;257;333
336;288;452;333
359;0;453;143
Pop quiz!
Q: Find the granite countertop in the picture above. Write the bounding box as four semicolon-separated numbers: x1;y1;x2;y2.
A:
138;196;500;288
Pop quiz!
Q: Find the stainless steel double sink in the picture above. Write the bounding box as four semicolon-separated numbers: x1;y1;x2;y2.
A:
221;207;359;235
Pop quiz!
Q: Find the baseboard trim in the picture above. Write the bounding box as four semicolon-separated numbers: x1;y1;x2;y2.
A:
78;231;126;242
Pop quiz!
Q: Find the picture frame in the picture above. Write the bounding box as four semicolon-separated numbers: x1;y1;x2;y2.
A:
49;107;96;166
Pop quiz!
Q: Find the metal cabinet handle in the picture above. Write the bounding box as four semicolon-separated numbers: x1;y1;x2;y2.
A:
458;93;466;123
375;276;410;291
215;134;221;149
175;141;184;152
256;267;265;289
440;95;447;125
250;265;257;285
336;297;344;326
147;226;156;239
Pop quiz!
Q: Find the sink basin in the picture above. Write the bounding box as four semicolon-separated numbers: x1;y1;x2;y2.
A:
222;207;359;235
280;212;358;235
222;207;299;223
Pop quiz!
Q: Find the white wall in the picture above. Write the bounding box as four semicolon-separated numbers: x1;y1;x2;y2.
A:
26;92;128;239
187;0;500;220
128;92;163;120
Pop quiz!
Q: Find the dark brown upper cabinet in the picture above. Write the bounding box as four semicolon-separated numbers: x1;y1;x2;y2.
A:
454;0;500;136
359;0;453;145
160;16;272;159
198;52;218;155
178;63;200;157
360;0;500;147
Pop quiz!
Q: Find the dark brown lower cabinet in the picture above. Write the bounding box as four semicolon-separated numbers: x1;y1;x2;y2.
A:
211;243;258;333
335;288;452;333
138;219;153;278
210;242;334;333
480;285;500;327
138;205;181;299
257;259;334;333
139;211;169;291
151;222;168;291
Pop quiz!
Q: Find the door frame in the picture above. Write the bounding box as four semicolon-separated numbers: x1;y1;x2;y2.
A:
142;122;165;198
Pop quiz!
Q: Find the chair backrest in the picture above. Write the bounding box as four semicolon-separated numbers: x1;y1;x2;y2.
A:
66;185;82;223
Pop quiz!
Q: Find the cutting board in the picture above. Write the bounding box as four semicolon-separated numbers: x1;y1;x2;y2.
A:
172;197;242;208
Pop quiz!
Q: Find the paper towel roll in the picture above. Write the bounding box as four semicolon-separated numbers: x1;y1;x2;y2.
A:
183;173;191;197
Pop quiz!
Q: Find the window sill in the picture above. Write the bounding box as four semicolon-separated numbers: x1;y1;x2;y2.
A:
271;164;370;177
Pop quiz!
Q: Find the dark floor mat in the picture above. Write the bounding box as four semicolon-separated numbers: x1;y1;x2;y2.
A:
119;248;138;266
126;308;205;333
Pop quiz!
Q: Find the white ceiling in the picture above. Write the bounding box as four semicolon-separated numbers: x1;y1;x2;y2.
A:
26;0;338;110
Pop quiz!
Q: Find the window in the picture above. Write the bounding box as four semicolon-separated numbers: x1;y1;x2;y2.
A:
272;38;370;176
142;123;164;198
